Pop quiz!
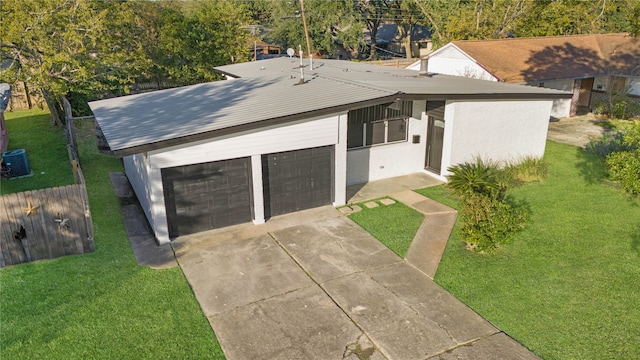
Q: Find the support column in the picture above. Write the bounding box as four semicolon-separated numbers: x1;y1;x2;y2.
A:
251;154;265;224
570;79;581;117
333;114;348;206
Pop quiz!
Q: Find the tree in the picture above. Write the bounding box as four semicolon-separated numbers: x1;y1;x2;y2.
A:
1;0;251;120
388;0;422;59
442;0;533;41
265;0;363;58
1;0;154;122
155;1;250;84
355;0;390;59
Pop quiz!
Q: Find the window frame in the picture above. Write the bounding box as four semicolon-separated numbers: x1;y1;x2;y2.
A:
347;102;411;149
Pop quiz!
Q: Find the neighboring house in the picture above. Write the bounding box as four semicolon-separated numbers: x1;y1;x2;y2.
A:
366;23;432;59
90;58;569;244
408;33;640;118
250;39;281;61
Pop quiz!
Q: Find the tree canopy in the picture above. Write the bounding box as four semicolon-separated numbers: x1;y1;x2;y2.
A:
1;0;249;120
1;0;638;121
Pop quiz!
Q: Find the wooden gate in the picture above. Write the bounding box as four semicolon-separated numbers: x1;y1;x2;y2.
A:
0;185;93;267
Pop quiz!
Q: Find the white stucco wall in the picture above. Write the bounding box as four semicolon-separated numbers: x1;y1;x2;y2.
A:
593;76;608;92
593;76;640;96
427;45;498;81
440;99;552;178
629;78;640;96
346;101;427;185
541;79;573;118
126;115;343;244
123;153;153;227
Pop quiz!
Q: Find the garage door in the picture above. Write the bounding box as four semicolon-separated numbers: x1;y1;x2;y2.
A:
161;157;252;238
262;146;333;217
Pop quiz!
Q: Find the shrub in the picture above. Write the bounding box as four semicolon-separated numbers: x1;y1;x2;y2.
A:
447;157;540;253
460;193;527;253
587;131;629;159
503;156;548;184
604;120;640;195
593;93;640;120
446;158;505;201
607;150;640;194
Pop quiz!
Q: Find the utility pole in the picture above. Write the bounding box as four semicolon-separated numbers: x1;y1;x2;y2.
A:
299;0;312;57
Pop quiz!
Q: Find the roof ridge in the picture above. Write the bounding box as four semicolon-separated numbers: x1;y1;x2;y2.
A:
312;73;398;95
452;33;630;44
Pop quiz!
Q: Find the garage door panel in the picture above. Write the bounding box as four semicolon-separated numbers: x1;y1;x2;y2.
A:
162;157;252;238
263;146;333;218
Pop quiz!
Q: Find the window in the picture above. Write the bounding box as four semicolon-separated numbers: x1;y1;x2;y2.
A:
347;101;412;149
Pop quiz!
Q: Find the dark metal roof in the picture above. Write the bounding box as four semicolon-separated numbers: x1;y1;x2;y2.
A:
90;57;570;157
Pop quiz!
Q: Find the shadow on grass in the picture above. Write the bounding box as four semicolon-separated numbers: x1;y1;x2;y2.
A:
575;147;608;185
632;224;640;255
505;195;532;218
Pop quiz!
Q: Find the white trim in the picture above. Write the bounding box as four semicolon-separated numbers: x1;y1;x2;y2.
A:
333;114;348;206
251;154;265;224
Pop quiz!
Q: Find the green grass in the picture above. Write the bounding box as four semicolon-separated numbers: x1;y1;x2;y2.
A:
421;141;640;359
0;110;224;359
593;118;636;131
1;109;75;194
347;199;424;258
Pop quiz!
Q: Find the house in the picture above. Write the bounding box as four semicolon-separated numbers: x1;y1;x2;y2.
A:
365;23;432;59
407;33;640;118
89;58;569;244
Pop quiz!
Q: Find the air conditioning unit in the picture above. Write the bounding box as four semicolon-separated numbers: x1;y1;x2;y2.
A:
2;149;32;178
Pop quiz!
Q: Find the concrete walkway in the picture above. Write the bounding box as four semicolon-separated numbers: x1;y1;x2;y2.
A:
113;172;538;359
114;170;457;278
347;172;443;204
392;190;457;279
344;173;457;279
547;113;611;147
109;172;176;269
174;210;539;360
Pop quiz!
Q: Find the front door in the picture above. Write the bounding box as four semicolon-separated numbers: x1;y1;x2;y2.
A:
576;78;594;107
425;101;446;174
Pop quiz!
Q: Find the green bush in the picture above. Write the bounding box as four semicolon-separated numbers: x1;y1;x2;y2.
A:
503;156;548;185
592;93;640;120
587;131;630;159
446;158;506;201
607;150;640;194
611;98;640;120
460;194;527;253
447;157;542;253
604;120;640;195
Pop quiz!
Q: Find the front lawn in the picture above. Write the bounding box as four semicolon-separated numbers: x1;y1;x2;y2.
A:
347;199;424;258
418;141;640;359
0;110;224;359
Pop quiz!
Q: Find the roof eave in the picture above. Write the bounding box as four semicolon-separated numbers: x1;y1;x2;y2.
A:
107;94;401;158
107;90;570;158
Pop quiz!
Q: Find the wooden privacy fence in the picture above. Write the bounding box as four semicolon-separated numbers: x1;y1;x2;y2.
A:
0;97;95;267
0;185;94;267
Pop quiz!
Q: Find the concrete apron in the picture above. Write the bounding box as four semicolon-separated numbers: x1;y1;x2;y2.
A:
174;208;539;360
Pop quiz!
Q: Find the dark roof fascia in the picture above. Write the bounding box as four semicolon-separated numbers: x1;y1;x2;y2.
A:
110;94;402;158
403;92;571;101
522;73;639;84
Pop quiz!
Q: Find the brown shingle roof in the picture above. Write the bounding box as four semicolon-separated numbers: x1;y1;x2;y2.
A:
451;33;640;83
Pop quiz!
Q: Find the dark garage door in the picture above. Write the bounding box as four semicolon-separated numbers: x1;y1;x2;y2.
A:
162;157;252;238
262;146;333;218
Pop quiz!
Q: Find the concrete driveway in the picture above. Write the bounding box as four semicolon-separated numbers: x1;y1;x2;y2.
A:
173;207;539;360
